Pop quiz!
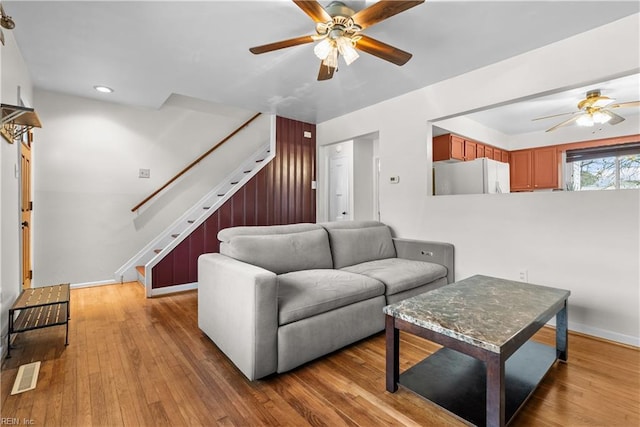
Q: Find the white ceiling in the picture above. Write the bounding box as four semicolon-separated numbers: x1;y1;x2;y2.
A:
463;72;640;135
4;1;640;129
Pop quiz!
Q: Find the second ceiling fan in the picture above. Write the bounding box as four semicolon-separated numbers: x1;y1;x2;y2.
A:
533;89;640;132
249;0;424;81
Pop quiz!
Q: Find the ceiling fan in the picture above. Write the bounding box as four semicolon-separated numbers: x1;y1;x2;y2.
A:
249;0;424;81
0;3;16;46
533;89;640;132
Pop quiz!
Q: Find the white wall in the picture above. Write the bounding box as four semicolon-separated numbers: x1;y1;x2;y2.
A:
318;15;640;345
353;136;375;221
32;90;270;286
0;30;34;354
435;116;511;149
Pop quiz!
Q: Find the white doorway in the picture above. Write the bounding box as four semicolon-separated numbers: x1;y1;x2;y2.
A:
328;154;351;221
319;135;379;222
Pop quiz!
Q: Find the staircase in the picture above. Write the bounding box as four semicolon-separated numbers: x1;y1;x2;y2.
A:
116;139;275;297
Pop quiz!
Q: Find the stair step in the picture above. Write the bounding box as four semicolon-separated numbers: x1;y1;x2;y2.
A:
136;266;145;277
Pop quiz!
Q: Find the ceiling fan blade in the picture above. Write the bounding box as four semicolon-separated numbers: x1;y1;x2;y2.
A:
293;0;331;23
355;35;412;66
249;35;315;54
531;111;580;121
545;114;581;132
608;100;640;109
604;110;626;125
353;1;425;30
317;63;335;81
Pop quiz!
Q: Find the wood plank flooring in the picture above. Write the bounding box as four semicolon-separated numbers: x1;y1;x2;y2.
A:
1;282;638;426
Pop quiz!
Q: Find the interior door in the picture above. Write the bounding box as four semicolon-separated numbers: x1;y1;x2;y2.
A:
21;140;32;289
328;156;350;221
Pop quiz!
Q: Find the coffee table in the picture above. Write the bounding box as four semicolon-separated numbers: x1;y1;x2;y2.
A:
384;275;570;427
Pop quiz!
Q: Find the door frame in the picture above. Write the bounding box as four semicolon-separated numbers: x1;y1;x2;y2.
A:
20;135;32;289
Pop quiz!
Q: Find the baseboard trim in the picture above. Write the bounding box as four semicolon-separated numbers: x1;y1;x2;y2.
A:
70;279;118;289
546;319;639;348
149;282;198;297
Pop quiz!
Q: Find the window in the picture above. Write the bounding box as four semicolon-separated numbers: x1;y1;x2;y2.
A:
565;142;640;191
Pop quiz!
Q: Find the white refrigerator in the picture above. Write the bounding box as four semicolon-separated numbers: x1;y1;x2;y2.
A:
434;158;511;195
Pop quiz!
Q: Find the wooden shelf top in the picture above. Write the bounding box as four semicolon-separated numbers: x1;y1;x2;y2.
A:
1;103;42;128
11;283;70;310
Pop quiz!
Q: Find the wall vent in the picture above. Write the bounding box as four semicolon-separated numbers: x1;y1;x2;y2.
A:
11;361;41;395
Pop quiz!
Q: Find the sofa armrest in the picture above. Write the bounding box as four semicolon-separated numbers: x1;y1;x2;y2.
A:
393;238;455;284
198;253;278;380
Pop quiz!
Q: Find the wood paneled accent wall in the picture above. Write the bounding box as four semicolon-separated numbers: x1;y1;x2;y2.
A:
152;116;316;289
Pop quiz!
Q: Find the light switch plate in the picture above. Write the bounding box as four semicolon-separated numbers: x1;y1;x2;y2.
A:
390;176;400;184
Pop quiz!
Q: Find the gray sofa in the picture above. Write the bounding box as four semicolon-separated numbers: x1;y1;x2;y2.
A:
198;220;454;380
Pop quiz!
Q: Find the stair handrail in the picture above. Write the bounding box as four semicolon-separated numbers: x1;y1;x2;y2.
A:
131;112;262;212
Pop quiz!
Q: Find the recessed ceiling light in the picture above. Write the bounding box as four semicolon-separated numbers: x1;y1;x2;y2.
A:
93;85;114;93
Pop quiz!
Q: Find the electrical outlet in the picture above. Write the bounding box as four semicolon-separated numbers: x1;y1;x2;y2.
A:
519;270;528;282
139;168;150;179
390;176;400;184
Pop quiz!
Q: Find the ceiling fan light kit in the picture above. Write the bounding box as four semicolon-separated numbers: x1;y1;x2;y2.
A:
576;110;611;127
249;0;425;81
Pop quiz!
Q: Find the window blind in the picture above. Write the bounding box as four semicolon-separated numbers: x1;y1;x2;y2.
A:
566;142;640;162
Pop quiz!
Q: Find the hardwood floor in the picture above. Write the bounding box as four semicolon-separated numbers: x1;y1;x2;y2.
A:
1;282;638;426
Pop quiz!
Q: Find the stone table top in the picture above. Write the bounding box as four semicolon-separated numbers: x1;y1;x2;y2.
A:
383;275;570;353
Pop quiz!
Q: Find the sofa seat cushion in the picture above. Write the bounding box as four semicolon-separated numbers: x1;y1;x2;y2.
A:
277;270;385;325
341;258;447;296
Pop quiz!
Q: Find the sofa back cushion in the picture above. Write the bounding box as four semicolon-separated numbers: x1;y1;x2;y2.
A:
321;221;397;269
218;224;333;274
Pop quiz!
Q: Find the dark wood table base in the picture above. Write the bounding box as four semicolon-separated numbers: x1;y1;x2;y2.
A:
399;341;556;427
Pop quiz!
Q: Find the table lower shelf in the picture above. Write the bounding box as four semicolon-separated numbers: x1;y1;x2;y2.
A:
12;303;68;333
399;340;557;427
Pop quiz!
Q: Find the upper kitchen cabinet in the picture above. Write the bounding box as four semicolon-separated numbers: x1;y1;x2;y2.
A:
509;146;559;191
493;148;502;161
433;133;507;162
433;134;465;161
464;139;477;161
477;144;485;158
484;146;494;160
